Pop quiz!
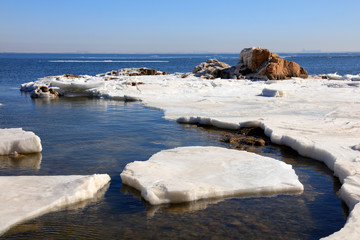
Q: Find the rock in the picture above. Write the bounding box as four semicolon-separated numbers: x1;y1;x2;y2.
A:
106;68;169;76
233;47;308;80
240;47;271;72
239;136;266;147
265;55;308;80
181;73;191;78
127;81;144;86
31;85;58;99
193;59;231;79
222;136;266;148
63;74;78;78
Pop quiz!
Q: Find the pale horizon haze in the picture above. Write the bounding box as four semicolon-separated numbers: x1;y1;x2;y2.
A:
0;0;359;54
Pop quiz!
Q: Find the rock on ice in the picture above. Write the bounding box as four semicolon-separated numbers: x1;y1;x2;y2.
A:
0;128;42;155
120;146;303;205
0;174;110;235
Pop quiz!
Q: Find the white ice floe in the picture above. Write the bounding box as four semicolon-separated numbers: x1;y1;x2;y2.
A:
22;72;360;238
261;88;289;97
0;174;110;235
0;128;42;155
344;74;360;81
121;146;303;205
326;72;343;80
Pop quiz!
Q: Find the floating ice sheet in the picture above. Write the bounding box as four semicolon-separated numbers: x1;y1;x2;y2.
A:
0;174;110;235
121;146;303;205
0;128;42;155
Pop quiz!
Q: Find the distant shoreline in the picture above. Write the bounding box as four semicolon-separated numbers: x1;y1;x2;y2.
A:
1;52;360;55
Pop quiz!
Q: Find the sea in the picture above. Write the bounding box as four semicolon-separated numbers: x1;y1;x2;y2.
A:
0;52;359;239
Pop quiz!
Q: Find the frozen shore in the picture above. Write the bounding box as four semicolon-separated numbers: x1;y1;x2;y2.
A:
0;174;110;235
20;71;360;239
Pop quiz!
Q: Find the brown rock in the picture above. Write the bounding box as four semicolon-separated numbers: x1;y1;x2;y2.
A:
265;55;308;80
251;48;271;71
235;47;308;80
239;136;266;147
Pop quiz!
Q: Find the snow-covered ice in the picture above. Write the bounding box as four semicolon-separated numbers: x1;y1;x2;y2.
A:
121;146;303;205
22;71;360;239
0;128;42;155
0;174;110;235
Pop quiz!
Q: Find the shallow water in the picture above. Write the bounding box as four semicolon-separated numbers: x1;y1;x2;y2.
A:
0;53;352;239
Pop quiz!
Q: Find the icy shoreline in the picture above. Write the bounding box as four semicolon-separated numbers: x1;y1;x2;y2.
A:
20;71;360;239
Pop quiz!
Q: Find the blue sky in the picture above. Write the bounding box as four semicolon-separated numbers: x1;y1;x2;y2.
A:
0;0;359;53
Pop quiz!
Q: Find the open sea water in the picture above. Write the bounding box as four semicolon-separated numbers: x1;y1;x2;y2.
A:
0;52;359;239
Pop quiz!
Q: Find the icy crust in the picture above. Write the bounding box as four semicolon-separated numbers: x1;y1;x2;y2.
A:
0;174;110;235
22;72;360;238
121;146;303;205
0;128;42;155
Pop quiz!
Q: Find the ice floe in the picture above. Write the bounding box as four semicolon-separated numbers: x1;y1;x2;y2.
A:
0;128;42;155
21;71;360;239
121;146;303;205
0;174;110;235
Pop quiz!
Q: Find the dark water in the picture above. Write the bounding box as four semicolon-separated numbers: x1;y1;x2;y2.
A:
0;53;357;239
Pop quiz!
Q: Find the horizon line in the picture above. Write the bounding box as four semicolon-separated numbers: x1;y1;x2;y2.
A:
1;51;360;54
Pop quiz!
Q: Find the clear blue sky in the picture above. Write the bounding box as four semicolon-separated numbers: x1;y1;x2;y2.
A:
0;0;359;53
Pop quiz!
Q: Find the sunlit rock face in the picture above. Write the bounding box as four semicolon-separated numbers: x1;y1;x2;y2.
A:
235;47;308;80
192;47;308;80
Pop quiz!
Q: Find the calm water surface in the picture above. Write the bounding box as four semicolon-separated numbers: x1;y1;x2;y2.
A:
0;54;353;239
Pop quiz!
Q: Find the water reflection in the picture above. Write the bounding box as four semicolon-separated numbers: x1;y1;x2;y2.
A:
0;153;42;169
121;184;304;218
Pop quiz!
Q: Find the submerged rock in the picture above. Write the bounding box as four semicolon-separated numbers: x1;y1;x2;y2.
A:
221;127;267;150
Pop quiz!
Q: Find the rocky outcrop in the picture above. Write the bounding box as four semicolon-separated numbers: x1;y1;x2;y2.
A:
240;47;271;72
31;85;58;98
234;47;308;80
193;59;231;79
193;47;308;80
264;53;308;80
102;68;169;77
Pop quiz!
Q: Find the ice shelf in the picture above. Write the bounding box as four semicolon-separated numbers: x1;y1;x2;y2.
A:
0;174;110;235
0;128;42;155
121;146;303;205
